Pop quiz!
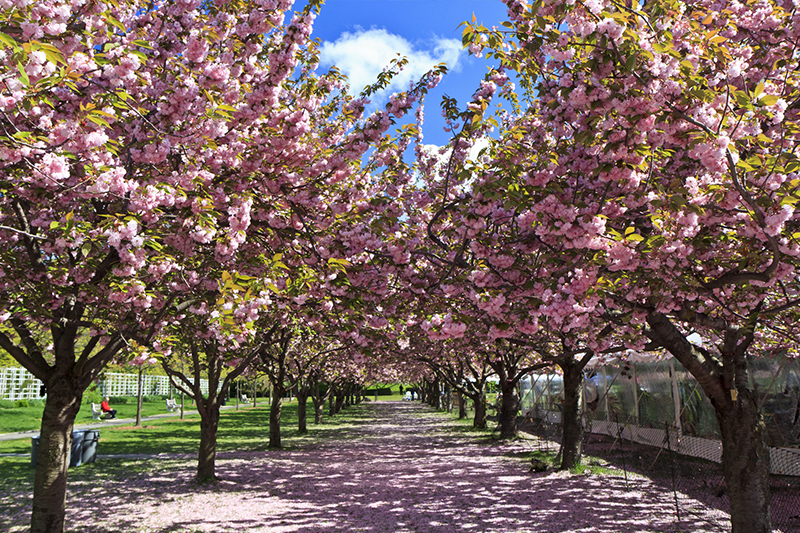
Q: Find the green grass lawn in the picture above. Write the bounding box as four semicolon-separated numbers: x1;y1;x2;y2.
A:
0;398;202;434
0;393;411;455
0;397;399;484
0;406;50;434
0;388;407;435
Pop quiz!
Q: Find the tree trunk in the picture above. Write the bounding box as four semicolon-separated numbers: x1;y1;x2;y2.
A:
335;392;345;414
718;390;771;533
30;378;82;533
559;360;584;470
311;381;330;424
297;391;308;434
472;393;487;430
458;392;467;419
269;386;284;448
311;379;326;424
498;381;519;439
196;403;220;483
645;311;771;532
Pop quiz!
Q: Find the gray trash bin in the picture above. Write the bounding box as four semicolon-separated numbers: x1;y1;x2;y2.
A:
31;431;94;468
69;430;85;467
31;436;40;467
81;430;99;464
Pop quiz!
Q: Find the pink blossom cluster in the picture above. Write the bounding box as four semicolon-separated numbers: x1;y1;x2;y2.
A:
420;313;468;339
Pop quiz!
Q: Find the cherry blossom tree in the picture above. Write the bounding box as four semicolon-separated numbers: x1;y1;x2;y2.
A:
0;0;447;528
287;331;346;433
158;270;279;482
257;325;297;448
458;0;800;530
416;338;495;429
0;0;310;526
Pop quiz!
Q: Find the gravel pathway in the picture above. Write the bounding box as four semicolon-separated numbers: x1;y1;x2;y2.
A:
1;401;732;532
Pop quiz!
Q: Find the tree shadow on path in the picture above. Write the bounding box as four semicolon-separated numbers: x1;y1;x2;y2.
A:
3;401;733;533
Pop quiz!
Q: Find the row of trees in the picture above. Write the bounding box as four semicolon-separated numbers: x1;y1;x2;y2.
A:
0;0;439;530
1;0;798;532
399;2;799;533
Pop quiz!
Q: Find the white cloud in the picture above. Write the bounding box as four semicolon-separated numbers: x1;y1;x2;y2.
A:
319;27;463;100
421;137;492;164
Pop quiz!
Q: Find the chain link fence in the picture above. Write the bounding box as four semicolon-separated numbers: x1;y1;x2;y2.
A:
509;355;800;532
518;411;800;533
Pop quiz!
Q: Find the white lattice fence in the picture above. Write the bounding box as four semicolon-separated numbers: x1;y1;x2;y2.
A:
98;373;212;397
0;367;43;401
1;367;213;400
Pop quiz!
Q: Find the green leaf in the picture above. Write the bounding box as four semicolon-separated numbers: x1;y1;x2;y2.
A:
733;90;751;108
0;32;18;50
106;14;126;33
87;115;111;128
37;43;66;66
759;95;779;106
16;61;30;87
130;50;147;64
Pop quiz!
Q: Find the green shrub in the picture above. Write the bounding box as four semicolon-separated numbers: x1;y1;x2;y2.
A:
364;388;393;396
83;390;102;405
109;396;130;404
142;395;164;403
27;399;43;408
14;399;29;408
0;400;15;409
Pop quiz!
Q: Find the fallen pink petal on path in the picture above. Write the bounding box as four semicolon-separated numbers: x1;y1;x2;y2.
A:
2;402;733;532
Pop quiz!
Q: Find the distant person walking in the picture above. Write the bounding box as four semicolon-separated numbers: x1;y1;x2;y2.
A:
100;397;117;419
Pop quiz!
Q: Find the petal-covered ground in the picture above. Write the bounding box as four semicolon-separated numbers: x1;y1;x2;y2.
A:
3;401;732;532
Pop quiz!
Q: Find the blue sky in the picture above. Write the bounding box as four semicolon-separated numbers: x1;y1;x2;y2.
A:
306;0;510;146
